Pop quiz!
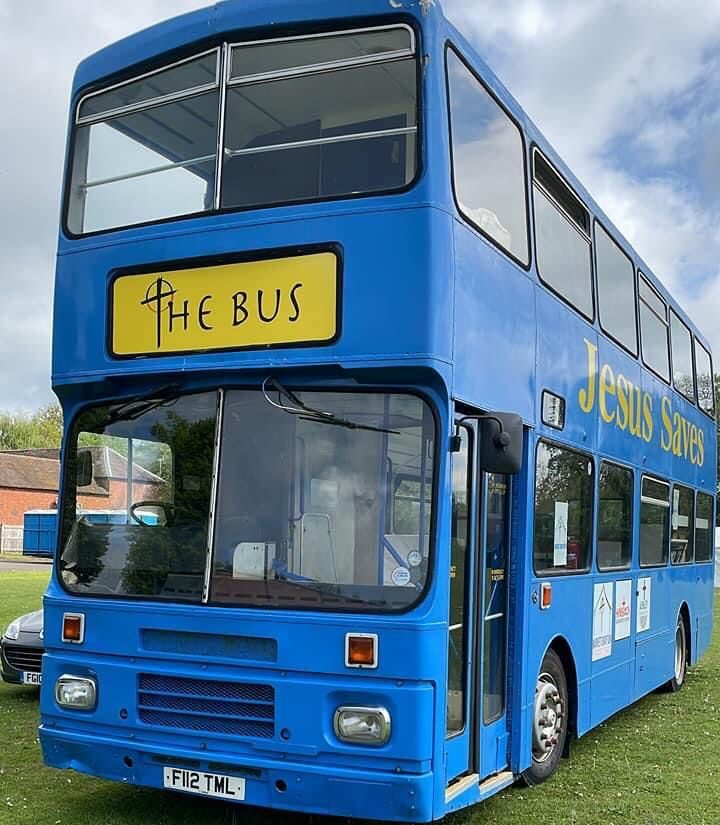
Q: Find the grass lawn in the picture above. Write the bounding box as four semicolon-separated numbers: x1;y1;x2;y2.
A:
1;570;719;825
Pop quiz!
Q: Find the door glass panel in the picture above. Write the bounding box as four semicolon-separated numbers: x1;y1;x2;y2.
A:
483;474;509;724
447;427;472;736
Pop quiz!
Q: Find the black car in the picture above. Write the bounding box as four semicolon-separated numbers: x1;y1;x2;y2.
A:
1;610;43;686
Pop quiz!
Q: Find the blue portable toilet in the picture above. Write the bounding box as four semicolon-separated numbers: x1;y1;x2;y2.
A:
22;510;58;558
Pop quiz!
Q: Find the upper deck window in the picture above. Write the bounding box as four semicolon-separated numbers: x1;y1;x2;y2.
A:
639;275;670;382
595;223;637;354
221;27;417;210
446;49;529;266
533;152;594;320
229;27;413;80
670;310;696;402
67;26;418;235
694;339;715;417
69;50;221;235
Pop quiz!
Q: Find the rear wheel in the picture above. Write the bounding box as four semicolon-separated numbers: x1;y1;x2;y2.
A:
663;616;687;693
520;649;568;786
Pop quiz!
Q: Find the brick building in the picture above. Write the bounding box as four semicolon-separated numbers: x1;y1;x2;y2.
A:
0;447;164;526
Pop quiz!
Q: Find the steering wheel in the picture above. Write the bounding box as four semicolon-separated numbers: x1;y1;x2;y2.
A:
129;500;175;527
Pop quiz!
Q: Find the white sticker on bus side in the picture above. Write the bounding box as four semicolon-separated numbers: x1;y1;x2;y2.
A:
592;582;613;661
615;580;632;640
553;501;569;567
637;577;652;634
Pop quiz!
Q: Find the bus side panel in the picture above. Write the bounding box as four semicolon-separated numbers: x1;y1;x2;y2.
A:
451;223;536;424
633;566;674;698
694;564;714;663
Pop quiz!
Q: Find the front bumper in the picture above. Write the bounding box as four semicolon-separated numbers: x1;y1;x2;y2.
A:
41;725;434;821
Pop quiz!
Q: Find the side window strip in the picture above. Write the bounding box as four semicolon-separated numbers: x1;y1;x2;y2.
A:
532;150;594;320
446;47;530;267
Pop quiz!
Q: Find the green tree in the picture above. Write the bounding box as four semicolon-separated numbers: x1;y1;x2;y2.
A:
0;403;63;450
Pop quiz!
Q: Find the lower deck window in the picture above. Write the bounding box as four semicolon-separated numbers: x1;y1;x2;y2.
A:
695;492;715;562
671;485;694;565
533;441;593;574
639;477;670;567
597;461;633;570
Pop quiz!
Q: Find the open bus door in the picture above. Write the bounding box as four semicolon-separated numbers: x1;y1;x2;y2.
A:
445;413;518;796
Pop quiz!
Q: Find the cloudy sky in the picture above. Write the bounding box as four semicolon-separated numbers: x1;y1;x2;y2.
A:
0;0;719;411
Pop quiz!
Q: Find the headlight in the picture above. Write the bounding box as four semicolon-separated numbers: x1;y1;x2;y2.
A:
333;706;391;746
4;620;21;641
55;675;97;710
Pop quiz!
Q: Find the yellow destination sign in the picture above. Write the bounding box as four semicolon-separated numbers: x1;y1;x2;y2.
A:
111;252;338;357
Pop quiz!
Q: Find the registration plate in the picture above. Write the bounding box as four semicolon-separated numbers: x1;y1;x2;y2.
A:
163;767;246;801
111;251;339;357
22;672;41;686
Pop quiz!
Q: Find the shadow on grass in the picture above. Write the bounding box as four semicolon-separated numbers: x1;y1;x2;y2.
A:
43;777;395;825
1;685;41;705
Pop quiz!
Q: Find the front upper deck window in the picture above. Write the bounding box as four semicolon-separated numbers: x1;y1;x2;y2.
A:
68;51;221;235
66;26;418;235
221;28;417;210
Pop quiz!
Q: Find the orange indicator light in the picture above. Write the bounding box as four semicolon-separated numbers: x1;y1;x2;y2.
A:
346;634;378;668
62;613;85;644
541;583;553;610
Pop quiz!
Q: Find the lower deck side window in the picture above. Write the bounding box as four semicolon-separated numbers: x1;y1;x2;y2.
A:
597;461;633;570
695;492;715;562
533;441;593;574
671;485;694;565
639;477;670;567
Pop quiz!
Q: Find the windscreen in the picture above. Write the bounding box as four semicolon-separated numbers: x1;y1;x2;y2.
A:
59;392;218;601
67;25;418;235
59;389;435;613
210;390;434;611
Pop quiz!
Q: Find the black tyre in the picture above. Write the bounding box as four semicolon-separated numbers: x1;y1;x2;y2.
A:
662;615;688;693
520;649;568;786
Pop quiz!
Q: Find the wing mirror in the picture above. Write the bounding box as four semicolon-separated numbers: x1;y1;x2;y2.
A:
454;412;524;475
76;449;93;487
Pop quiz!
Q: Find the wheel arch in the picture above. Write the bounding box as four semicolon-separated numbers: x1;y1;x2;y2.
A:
545;635;578;745
678;601;692;664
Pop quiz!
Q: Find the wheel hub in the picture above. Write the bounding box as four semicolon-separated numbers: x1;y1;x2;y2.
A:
532;675;563;762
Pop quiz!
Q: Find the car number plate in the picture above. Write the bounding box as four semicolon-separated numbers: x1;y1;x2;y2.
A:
22;672;41;686
163;767;246;801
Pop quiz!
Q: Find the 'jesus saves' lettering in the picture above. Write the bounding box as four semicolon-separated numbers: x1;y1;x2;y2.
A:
578;338;705;466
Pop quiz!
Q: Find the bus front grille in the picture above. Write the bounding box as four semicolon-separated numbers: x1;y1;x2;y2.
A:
138;673;275;738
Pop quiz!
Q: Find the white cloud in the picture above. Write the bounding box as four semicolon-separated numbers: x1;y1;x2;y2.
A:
445;0;720;350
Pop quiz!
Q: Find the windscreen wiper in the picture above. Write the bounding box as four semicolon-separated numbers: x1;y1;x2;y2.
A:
102;384;181;426
261;377;399;435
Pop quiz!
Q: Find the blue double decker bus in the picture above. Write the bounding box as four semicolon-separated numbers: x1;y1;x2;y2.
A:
40;1;716;820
